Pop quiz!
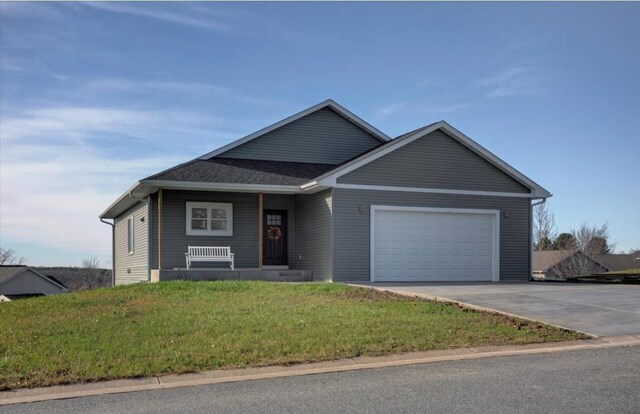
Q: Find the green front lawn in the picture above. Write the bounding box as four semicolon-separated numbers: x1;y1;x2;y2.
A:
0;281;586;390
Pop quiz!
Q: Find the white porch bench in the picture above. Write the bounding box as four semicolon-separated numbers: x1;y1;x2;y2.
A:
185;246;235;270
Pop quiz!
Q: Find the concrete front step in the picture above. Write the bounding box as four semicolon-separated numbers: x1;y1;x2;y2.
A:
154;268;312;282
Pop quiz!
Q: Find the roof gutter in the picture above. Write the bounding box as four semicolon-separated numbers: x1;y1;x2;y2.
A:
99;181;143;219
300;180;318;191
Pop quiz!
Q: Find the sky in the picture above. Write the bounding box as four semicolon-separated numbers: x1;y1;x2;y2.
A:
0;2;639;266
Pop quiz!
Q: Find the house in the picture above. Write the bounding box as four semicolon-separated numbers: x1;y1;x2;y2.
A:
532;250;610;280
100;99;551;284
0;266;68;300
594;253;640;272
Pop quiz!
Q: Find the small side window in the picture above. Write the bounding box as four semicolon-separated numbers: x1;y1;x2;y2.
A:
128;217;135;254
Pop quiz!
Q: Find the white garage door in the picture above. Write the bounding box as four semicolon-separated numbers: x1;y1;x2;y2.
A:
371;206;499;282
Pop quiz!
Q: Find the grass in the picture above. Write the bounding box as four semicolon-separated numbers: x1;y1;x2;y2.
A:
603;268;640;276
0;281;587;390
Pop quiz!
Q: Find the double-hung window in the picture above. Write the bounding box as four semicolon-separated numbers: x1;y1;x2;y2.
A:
127;216;135;254
186;202;233;236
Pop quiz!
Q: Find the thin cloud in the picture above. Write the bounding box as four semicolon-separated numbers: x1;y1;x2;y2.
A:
84;79;227;95
373;103;407;121
81;78;281;107
373;101;470;122
0;144;180;262
1;106;227;146
81;2;231;32
417;78;438;88
474;66;539;98
0;102;230;265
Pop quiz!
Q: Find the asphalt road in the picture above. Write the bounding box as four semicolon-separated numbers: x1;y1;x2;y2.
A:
3;346;639;414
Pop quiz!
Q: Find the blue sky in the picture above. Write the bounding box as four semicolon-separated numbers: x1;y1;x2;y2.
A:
1;2;638;266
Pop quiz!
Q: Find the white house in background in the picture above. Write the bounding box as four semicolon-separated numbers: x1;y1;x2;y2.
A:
0;266;68;301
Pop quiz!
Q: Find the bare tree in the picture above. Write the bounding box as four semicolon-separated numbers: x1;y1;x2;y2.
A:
554;222;616;278
533;203;557;251
572;222;615;256
0;247;27;266
81;257;102;290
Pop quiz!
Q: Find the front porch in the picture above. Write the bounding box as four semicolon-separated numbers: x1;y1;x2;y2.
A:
149;188;332;281
151;268;312;283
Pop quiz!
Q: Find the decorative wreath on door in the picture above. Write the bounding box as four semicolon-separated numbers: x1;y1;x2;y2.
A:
267;226;282;241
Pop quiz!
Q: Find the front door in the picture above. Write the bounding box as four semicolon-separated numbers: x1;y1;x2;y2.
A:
263;210;288;266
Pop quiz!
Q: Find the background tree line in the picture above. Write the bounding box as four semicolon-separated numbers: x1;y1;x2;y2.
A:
1;247;111;291
533;203;613;255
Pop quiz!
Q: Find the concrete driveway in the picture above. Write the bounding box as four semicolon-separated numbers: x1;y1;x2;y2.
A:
354;282;640;337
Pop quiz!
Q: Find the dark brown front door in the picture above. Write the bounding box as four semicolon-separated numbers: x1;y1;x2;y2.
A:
263;210;288;266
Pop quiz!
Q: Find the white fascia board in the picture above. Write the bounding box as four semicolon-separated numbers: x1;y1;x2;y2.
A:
140;180;301;194
198;99;390;160
335;183;536;198
100;179;328;219
315;121;551;198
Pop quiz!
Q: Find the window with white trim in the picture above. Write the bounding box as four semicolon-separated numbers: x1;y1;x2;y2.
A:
186;202;233;236
127;216;135;254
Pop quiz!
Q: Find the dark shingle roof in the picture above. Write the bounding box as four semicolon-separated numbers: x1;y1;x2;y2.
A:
594;254;640;271
0;266;27;284
532;250;579;272
145;158;338;186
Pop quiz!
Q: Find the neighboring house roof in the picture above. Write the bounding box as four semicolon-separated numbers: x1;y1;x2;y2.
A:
594;254;640;271
0;266;68;291
0;265;27;284
198;99;390;160
533;250;577;272
45;275;68;289
532;250;611;272
144;158;337;186
306;121;551;198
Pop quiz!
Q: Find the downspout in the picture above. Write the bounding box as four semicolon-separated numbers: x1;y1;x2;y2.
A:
99;218;116;287
530;197;547;281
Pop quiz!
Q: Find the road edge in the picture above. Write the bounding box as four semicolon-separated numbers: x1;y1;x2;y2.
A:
2;335;639;406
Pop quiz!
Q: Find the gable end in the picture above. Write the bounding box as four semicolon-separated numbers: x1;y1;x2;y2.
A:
337;129;530;194
216;107;384;164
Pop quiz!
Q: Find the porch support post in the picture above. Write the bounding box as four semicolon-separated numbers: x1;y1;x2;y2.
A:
258;192;263;270
158;188;163;269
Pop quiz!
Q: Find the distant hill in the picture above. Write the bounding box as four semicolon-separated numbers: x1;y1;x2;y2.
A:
33;267;111;291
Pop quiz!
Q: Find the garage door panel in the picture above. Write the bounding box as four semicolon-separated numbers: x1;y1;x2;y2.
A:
372;208;497;282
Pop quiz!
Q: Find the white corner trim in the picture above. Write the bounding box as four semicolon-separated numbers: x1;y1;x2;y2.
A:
198;99;390;160
335;183;534;198
127;214;135;255
369;205;500;283
316;121;551;198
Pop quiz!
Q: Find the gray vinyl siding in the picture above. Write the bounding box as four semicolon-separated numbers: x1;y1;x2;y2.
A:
338;130;530;193
332;188;530;282
293;189;332;280
149;191;296;270
114;202;149;285
218;108;382;164
159;191;259;269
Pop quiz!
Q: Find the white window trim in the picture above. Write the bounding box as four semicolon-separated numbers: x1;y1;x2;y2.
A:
369;205;500;283
186;202;233;236
127;215;135;255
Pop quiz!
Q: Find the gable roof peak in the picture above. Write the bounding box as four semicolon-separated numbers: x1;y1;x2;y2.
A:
198;99;390;160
